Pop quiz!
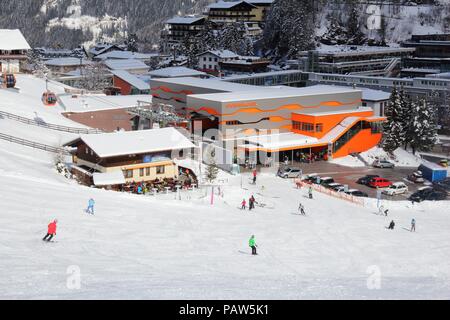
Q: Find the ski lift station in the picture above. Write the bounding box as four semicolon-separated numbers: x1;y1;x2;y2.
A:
150;76;386;161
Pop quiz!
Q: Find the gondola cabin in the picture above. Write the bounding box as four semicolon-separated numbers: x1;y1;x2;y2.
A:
42;91;58;106
2;73;16;88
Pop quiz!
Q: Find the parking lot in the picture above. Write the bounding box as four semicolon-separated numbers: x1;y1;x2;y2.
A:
288;161;426;201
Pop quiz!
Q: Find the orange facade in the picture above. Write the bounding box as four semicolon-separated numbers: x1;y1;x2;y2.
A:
291;110;375;139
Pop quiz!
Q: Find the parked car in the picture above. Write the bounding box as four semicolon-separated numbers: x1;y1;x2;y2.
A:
407;171;425;184
356;175;379;185
326;182;343;190
433;178;450;194
278;167;302;179
372;159;395;168
333;185;346;193
439;159;448;168
368;177;393;188
319;177;335;187
409;187;447;202
345;189;369;197
303;173;319;183
383;182;409;196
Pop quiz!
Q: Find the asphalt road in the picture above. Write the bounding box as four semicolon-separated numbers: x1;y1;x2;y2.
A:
290;161;425;201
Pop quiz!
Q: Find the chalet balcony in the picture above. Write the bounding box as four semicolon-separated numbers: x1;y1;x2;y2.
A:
0;54;28;60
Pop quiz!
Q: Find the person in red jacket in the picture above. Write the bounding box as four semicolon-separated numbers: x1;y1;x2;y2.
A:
43;219;58;242
252;169;257;184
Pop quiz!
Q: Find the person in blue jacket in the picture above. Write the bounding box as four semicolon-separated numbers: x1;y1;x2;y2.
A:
86;198;95;215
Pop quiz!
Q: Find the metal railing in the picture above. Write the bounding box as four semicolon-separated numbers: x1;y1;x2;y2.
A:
0;132;71;154
0;110;102;134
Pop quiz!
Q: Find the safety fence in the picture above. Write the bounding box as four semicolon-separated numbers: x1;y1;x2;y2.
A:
0;110;102;134
0;132;71;155
295;179;365;207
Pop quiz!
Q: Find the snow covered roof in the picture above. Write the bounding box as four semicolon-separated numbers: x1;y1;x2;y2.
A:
359;88;391;101
208;1;256;9
105;59;149;71
310;45;415;57
166;16;205;25
240;132;319;150
59;94;152;113
149;67;206;78
44;57;91;67
151;77;259;92
111;70;149;91
95;50;158;60
89;44;126;56
198;50;239;59
0;29;31;50
69;127;196;158
93;171;126;186
246;0;274;4
188;85;361;103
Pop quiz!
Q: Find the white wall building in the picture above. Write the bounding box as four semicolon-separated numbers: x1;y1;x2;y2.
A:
0;29;31;73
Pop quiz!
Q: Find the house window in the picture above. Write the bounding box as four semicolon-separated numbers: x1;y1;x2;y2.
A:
316;123;323;132
124;170;133;179
214;58;218;62
90;150;94;156
139;168;144;177
145;167;150;176
85;147;89;154
156;166;165;175
203;57;206;61
209;57;212;61
209;65;212;69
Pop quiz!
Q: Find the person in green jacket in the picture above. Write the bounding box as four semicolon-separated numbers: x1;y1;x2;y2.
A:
249;235;257;255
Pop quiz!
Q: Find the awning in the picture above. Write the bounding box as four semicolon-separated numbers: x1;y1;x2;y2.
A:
93;171;126;186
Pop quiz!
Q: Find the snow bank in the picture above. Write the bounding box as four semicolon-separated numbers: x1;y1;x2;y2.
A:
360;147;423;168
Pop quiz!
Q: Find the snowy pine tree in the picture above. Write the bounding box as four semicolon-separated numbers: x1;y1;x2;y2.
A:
408;99;438;155
382;87;405;154
263;0;316;59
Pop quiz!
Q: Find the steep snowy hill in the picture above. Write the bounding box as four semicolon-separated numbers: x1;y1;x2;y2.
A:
0;1;448;50
0;76;449;299
0;0;215;49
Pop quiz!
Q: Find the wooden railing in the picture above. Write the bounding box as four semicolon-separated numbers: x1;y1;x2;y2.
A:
0;132;71;154
0;110;102;134
295;179;365;207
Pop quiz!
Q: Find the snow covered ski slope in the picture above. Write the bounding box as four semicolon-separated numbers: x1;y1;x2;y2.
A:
0;76;450;299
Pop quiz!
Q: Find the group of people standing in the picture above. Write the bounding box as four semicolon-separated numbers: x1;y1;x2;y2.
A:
241;195;257;211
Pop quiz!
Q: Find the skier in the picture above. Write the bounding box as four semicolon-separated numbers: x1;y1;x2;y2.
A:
86;198;95;215
241;199;247;210
308;186;313;199
388;220;395;230
252;169;257;185
411;218;416;232
42;219;57;242
378;205;385;216
298;203;306;215
249;235;257;255
384;209;389;217
250;195;257;210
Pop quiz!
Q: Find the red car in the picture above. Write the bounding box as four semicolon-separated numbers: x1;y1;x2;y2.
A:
368;177;393;188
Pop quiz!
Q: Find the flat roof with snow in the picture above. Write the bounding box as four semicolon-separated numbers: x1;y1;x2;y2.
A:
166;16;205;24
96;50;159;60
309;45;415;56
105;59;149;71
67;127;196;158
188;85;361;103
44;57;91;67
149;67;206;78
110;70;149;91
239;132;320;151
59;94;152;113
151;76;259;92
0;29;31;50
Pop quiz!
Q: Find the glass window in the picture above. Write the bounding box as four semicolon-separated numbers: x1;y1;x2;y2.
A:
139;168;144;177
316;123;323;132
145;167;150;176
123;170;133;179
156;166;165;175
